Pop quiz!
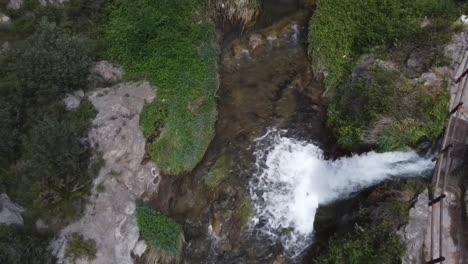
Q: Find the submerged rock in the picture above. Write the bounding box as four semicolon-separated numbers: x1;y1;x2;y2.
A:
0;193;24;226
52;81;158;264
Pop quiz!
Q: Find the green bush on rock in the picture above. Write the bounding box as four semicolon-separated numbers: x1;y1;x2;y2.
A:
104;0;219;175
66;233;97;262
136;207;184;259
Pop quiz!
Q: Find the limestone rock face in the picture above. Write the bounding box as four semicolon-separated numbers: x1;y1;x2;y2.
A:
0;193;24;226
398;191;428;264
52;81;158;264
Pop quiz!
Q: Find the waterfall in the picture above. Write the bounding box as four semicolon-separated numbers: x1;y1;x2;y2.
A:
249;130;434;257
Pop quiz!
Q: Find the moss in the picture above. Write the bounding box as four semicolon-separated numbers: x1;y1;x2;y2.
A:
104;0;219;175
203;155;233;188
136;207;184;257
66;233;97;262
234;199;253;228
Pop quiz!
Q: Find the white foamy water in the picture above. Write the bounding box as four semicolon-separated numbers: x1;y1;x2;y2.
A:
249;130;434;257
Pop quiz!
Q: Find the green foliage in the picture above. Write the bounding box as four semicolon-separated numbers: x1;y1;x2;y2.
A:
104;0;219;174
11;21;94;102
328;67;448;151
66;233;97;262
203;155;233;188
316;221;404;264
140;101;168;140
2;105;96;221
309;0;456;92
136;207;184;255
0;225;53;264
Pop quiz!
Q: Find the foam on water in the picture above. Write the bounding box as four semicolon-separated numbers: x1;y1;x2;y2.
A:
249;130;434;257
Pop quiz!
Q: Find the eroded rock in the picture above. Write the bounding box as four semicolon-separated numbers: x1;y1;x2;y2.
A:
53;81;158;264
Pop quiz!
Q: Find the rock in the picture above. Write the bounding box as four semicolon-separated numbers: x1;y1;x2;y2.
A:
417;72;439;87
63;94;82;110
407;49;429;73
7;0;23;10
398;191;428;264
39;0;67;6
375;59;398;71
0;13;12;28
89;61;124;85
132;240;147;257
273;255;286;264
420;17;431;28
248;34;265;50
53;82;159;264
35;218;48;230
0;193;24;226
0;42;10;56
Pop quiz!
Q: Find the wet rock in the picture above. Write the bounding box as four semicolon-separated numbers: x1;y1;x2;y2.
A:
89;61;124;86
398;191;428;264
0;194;24;226
7;0;23;10
132;240;147;257
53;82;158;264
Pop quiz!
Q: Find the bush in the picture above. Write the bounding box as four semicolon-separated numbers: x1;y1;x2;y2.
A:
11;20;94;103
105;0;219;174
316;221;404;264
0;225;53;264
136;207;184;256
66;233;97;262
0;101;96;222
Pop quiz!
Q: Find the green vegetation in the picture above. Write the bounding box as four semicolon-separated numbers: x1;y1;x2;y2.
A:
104;0;219;175
316;221;404;264
203;155;233;188
66;233;97;262
136;207;184;257
328;67;449;151
309;0;459;151
234;199;253;227
309;0;455;91
0;225;53;264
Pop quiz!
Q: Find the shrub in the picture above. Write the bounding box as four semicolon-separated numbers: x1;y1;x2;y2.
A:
105;0;219;175
11;20;94;103
316;221;405;264
66;233;97;262
136;207;184;256
0;225;53;264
